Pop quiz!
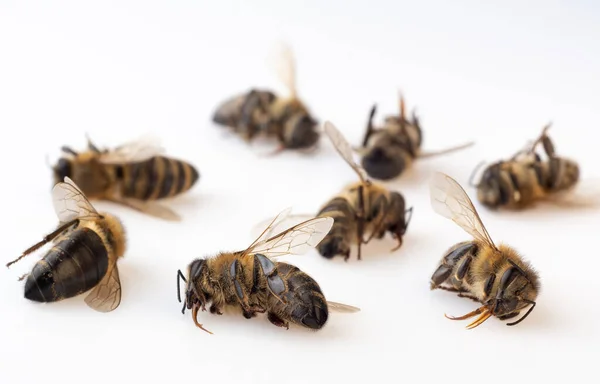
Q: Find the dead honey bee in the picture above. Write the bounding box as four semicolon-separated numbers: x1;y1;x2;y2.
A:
429;172;540;329
358;94;474;180
177;208;360;334
316;121;413;261
472;123;597;210
6;177;126;312
212;44;319;154
52;134;199;221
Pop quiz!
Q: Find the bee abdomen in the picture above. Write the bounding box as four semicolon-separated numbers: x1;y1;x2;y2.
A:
24;228;109;303
121;156;199;201
273;263;328;330
316;198;355;258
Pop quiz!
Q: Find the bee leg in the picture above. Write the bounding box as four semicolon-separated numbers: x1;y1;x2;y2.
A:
18;273;29;281
262;145;286;157
436;285;466;293
361;104;378;147
498;312;520;321
267;312;289;330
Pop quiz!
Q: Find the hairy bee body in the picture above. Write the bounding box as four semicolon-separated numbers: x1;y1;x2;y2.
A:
213;89;319;150
361;108;423;181
24;214;126;303
54;152;199;201
317;181;408;259
430;240;540;321
188;253;328;330
476;156;580;209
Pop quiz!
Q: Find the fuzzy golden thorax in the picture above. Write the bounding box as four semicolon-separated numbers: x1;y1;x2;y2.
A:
53;151;112;199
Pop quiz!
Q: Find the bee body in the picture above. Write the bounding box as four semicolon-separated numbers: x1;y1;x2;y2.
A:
429;172;540;328
9;178;127;313
213;88;318;150
25;215;124;303
475;125;580;209
317;181;408;260
53;137;200;221
178;210;358;333
187;253;328;330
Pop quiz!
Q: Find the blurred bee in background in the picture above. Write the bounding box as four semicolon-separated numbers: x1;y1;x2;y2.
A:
52;135;200;221
316;121;413;261
429;172;540;329
471;123;597;210
177;208;360;334
358;93;474;181
212;44;319;154
6;177;126;313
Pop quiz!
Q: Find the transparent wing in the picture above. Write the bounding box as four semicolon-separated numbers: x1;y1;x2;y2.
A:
245;207;293;253
52;177;100;224
109;197;182;222
98;134;165;164
324;121;367;183
249;212;315;242
545;179;600;209
268;41;297;98
327;301;361;313
84;260;122;313
243;216;334;259
429;172;497;249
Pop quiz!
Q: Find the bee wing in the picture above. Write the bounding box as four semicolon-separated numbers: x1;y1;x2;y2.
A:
84;260;122;313
243;216;334;259
109;197;182;222
324;121;368;183
327;301;361;313
98;134;165;164
268;42;297;98
429;172;498;249
249;211;315;242
544;179;600;208
245;207;293;253
52;177;101;224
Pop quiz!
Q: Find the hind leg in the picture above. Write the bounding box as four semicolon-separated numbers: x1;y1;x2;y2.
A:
267;312;289;330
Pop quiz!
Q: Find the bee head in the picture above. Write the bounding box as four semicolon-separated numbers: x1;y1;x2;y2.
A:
283;113;319;149
182;259;207;312
475;163;504;208
490;262;539;326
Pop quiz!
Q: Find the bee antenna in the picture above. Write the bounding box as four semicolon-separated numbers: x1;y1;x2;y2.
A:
468;161;486;188
507;300;536;326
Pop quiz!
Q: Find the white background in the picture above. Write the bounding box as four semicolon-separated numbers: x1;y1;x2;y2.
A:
1;1;599;383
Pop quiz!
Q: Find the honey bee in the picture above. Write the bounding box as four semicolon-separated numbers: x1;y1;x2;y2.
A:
472;123;595;210
52;135;199;221
358;94;474;180
429;172;540;329
316;121;413;261
6;177;126;312
212;44;319;154
177;208;360;334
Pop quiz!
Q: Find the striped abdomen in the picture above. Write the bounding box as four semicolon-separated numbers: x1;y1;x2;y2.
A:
24;228;109;303
267;263;328;329
118;156;199;201
316;197;356;259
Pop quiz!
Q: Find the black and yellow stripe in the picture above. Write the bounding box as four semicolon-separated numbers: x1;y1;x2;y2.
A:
118;156;199;201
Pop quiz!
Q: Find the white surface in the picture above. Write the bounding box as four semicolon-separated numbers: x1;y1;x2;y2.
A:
1;1;599;383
